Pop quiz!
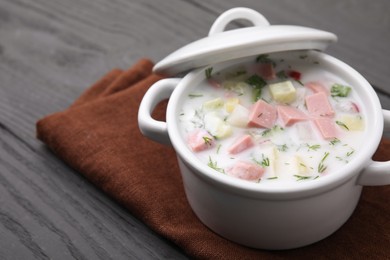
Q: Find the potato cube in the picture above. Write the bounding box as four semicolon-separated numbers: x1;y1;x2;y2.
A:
204;112;232;139
338;115;365;131
227;104;249;127
203;98;224;110
225;98;240;113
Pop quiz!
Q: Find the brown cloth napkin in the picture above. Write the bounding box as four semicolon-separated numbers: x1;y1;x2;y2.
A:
37;59;390;259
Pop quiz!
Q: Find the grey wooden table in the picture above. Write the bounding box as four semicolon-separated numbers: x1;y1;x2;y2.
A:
0;0;389;259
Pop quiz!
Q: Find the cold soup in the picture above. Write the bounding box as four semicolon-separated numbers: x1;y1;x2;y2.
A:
179;51;366;184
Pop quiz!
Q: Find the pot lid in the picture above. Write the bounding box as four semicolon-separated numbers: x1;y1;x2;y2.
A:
153;7;337;76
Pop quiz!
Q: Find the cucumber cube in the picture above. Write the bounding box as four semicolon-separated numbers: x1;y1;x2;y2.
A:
269;81;296;103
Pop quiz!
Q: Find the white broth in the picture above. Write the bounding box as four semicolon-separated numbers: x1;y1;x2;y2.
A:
178;51;366;185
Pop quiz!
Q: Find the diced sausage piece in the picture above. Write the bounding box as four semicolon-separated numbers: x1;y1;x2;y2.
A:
305;92;334;117
227;161;265;182
305;82;329;95
258;63;275;80
248;100;277;129
314;118;338;139
277;105;308;126
208;79;221;88
228;135;254;154
187;129;214;152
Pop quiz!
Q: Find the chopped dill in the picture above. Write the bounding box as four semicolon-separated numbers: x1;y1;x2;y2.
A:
216;144;222;154
329;138;341;146
207;156;224;173
277;144;288;152
307;144;321;151
256;54;272;63
261;125;284;137
276;70;287;79
245;74;266;102
205;67;213;79
188;93;203;98
253;154;270;167
261;156;270;167
202;136;213;146
318;152;329;173
336;121;349;130
294;175;311;181
294;79;304;86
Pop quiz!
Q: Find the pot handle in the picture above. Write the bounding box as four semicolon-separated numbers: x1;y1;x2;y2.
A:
138;78;181;145
357;109;390;186
208;7;270;36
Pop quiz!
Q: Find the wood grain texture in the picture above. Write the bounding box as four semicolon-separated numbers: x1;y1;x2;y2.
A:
0;0;389;259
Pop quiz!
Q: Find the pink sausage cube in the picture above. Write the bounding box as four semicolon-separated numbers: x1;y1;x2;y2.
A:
187;129;214;152
314;118;338;139
277;105;308;126
228;135;254;154
208;79;221;89
305;81;329;95
227;161;265;182
258;63;275;80
248;100;277;129
305;92;334;117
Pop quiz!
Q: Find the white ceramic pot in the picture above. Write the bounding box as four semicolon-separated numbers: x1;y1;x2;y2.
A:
138;8;390;249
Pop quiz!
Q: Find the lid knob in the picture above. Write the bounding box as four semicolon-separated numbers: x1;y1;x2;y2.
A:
208;7;270;36
153;8;337;76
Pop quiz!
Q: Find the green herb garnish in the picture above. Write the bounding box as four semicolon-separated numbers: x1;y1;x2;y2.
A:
307;144;321;151
235;70;247;77
188;93;203;98
245;74;267;101
205;67;213;79
191;109;205;128
256;54;272;63
202;136;213;146
253;154;270;167
261;125;284;137
318;164;327;174
261;129;272;137
267;176;278;180
336;120;349;131
294;175;311;181
329;138;341;146
318;152;329;173
207;156;224;173
331;84;351;97
277;144;288;152
276;70;287;79
261;155;270;167
295;79;304;86
216;144;222;154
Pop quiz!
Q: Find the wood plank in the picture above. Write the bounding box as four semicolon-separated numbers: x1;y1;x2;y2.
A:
0;126;187;259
